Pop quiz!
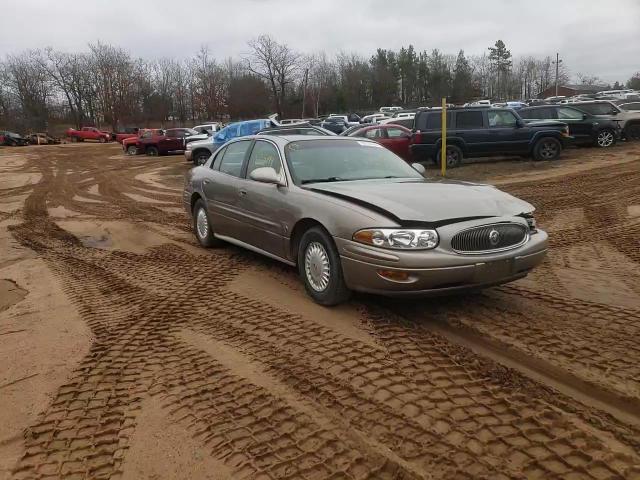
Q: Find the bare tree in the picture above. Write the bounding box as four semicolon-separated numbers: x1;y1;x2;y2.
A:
245;35;300;118
3;50;52;130
576;72;604;86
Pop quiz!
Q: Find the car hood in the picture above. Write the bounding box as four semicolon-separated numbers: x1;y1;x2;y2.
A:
188;134;209;141
188;138;212;148
307;180;534;225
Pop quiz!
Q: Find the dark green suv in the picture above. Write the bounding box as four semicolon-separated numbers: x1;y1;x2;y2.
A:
519;105;621;148
410;107;571;167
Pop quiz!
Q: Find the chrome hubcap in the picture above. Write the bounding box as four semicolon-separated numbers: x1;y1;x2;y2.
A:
446;149;459;166
127;146;137;155
304;242;330;292
597;132;614;147
196;208;209;239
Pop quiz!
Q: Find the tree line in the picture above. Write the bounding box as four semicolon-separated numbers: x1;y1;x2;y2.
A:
0;36;637;132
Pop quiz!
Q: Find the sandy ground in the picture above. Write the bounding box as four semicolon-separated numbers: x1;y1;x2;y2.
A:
0;142;640;479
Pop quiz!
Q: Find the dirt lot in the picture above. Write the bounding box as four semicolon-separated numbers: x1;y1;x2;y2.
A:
1;142;639;480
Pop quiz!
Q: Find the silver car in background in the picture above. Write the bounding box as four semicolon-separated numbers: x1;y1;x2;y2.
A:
183;136;547;305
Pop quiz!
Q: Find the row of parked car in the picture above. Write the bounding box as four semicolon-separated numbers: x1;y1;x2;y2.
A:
0;131;61;146
181;99;639;168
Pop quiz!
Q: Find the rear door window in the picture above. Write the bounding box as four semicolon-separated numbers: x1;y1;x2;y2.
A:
455;111;484;129
219;141;251;177
520;108;554;120
386;127;407;138
557;107;584;120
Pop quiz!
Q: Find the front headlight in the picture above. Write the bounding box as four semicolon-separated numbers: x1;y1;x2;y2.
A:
353;228;439;250
520;213;537;232
186;143;193;150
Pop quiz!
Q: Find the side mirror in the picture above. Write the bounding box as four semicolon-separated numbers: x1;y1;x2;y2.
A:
250;167;282;185
411;162;426;175
583;113;588;120
516;119;525;128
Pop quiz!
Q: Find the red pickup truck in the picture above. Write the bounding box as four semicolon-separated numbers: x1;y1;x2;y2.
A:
124;128;195;156
66;127;111;143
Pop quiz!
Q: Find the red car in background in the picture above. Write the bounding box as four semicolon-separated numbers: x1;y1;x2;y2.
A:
123;128;197;156
65;127;111;143
114;127;140;143
347;124;413;160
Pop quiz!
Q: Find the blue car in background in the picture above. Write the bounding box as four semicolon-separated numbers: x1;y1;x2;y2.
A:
185;118;277;165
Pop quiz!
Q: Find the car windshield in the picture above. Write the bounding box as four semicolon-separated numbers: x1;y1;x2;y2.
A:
284;139;422;185
185;128;198;135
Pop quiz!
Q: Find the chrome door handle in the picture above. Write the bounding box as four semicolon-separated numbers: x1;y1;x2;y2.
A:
239;189;248;196
203;179;211;185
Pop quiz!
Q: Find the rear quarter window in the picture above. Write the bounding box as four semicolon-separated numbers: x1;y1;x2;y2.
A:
418;112;452;130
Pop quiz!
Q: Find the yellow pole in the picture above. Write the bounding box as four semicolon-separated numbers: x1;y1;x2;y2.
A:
441;98;447;177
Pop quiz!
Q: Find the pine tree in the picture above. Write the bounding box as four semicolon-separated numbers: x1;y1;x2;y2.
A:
488;40;512;100
452;50;472;103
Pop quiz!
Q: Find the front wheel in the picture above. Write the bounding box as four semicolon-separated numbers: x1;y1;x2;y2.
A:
436;145;463;168
595;129;616;148
193;150;210;165
126;145;138;156
298;227;351;306
99;137;106;143
532;137;561;161
192;199;223;248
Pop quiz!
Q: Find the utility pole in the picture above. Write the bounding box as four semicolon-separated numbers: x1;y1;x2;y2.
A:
553;53;562;97
301;68;309;118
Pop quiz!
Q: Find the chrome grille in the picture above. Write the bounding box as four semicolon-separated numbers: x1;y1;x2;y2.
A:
451;223;528;253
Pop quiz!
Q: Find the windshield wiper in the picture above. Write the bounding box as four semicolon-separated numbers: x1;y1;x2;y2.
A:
301;177;345;184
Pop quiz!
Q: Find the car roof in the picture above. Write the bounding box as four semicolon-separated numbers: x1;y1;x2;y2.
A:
232;134;373;147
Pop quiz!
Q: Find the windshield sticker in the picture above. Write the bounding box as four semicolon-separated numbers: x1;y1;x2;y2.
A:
358;141;383;148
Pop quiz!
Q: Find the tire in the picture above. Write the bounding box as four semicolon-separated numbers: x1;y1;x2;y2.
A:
436;145;463;168
126;145;138;156
595;129;616;148
70;136;78;143
532;137;561;161
145;146;159;156
192;199;223;248
99;137;106;143
193;150;210;166
298;226;351;306
625;124;640;141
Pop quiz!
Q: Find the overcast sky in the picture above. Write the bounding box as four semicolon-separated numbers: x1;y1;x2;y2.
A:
1;0;639;83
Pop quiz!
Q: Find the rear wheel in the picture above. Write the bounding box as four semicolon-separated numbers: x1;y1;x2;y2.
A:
595;129;616;148
298;227;351;306
192;199;223;248
436;145;463;168
532;137;561;161
99;137;106;143
70;136;78;143
145;146;159;156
